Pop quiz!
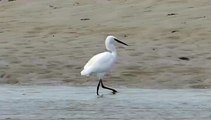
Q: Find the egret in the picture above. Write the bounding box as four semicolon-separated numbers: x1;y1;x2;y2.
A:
81;36;128;95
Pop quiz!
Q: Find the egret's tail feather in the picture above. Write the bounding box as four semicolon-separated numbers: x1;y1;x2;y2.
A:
81;68;91;76
80;70;87;76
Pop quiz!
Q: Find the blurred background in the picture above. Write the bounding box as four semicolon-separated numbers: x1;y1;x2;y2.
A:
0;0;211;88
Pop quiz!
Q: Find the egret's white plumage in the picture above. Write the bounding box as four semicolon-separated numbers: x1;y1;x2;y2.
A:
81;35;128;95
81;51;116;79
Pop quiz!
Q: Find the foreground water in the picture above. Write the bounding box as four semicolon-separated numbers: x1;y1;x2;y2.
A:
0;85;210;120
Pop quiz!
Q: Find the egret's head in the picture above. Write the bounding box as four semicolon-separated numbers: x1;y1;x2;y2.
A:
105;35;128;51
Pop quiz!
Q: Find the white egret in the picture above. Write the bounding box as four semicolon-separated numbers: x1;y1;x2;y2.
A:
81;36;128;95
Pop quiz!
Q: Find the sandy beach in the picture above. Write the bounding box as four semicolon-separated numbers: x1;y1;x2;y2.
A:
0;0;211;88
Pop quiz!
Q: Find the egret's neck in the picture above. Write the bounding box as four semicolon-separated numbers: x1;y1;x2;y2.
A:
109;49;117;57
106;44;116;53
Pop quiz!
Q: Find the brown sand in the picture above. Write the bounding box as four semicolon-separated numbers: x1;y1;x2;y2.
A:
0;0;211;88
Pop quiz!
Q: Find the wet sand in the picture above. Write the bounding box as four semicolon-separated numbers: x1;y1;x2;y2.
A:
0;85;211;120
0;1;211;88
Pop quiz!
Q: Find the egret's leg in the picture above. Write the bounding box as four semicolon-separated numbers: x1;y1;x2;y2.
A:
97;80;101;95
100;79;117;94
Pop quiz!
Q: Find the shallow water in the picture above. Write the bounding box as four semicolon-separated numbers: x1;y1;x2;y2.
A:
0;85;211;120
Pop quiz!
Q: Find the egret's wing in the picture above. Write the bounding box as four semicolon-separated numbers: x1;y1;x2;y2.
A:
84;54;99;70
84;52;112;69
82;52;115;75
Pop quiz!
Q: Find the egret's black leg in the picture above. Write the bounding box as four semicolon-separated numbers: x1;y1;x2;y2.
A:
96;80;101;95
100;79;117;94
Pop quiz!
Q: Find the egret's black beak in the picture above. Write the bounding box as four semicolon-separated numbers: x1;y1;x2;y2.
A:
114;38;128;46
